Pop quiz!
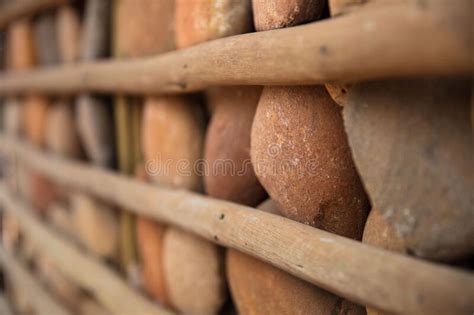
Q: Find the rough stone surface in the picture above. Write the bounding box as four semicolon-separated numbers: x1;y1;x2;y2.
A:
70;193;119;258
45;100;82;159
142;96;205;191
56;5;81;63
343;79;473;260
204;86;267;206
114;0;175;57
22;95;49;148
175;0;253;48
163;227;226;315
251;86;369;239
252;0;325;31
136;217;170;306
6;19;35;70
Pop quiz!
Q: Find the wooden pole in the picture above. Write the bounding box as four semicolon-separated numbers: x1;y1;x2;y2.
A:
0;135;472;314
0;246;72;315
0;184;173;315
0;0;471;96
0;0;69;29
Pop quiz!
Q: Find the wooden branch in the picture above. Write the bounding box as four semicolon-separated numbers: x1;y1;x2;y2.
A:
0;185;174;315
0;0;69;29
0;0;471;96
1;135;473;314
0;246;71;315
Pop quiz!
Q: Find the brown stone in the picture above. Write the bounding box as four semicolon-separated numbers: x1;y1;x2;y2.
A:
114;0;175;57
251;86;369;239
204;86;267;206
56;5;81;63
70;193;119;258
6;19;35;70
136;217;170;306
252;0;325;31
362;208;406;254
141;96;205;191
163;227;226;314
22;94;49;148
343;78;473;260
45;100;82;159
175;0;253;48
134;165;170;305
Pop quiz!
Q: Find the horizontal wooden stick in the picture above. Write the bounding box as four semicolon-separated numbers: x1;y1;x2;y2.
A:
0;0;471;96
0;0;69;29
1;135;473;314
0;186;173;315
0;246;71;315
